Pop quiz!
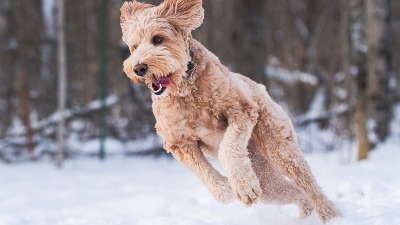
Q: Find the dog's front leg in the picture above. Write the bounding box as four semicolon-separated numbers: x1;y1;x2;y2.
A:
218;105;262;206
166;141;234;203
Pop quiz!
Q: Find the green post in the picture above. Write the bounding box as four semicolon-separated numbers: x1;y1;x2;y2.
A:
99;0;108;160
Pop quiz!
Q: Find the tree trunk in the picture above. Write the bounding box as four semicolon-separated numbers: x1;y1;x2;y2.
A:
349;0;373;161
13;0;43;159
356;58;372;161
231;0;267;85
366;0;392;142
336;0;354;163
56;0;67;168
0;0;14;135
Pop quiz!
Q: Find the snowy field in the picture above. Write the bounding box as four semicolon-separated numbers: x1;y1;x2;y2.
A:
1;138;400;225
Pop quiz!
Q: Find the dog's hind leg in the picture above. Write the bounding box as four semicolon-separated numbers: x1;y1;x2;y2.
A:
265;139;341;223
249;145;314;219
261;177;314;219
165;141;234;203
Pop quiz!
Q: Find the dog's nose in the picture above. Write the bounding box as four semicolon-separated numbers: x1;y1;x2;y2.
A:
134;63;148;76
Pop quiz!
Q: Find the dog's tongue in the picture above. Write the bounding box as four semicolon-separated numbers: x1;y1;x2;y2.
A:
152;75;170;87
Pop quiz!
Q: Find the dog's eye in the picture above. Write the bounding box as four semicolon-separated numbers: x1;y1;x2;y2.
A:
130;45;137;52
152;36;164;45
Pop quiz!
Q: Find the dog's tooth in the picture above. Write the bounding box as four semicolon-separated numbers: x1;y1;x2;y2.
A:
154;84;163;93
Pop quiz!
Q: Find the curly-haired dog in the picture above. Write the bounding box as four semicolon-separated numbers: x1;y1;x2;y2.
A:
120;0;341;223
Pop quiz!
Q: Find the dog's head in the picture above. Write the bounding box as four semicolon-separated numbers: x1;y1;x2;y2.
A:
120;0;204;97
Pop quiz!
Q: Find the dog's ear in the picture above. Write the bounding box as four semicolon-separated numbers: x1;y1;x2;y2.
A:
120;1;153;30
157;0;204;31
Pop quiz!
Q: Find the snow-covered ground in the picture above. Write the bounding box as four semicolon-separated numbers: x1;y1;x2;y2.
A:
1;137;400;225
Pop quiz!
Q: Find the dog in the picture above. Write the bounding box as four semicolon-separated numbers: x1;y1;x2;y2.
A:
120;0;341;223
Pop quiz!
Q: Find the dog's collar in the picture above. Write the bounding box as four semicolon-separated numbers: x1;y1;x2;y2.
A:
186;46;196;77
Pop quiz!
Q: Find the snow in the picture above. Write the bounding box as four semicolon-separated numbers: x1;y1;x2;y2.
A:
69;134;163;156
3;95;118;138
265;58;318;86
41;0;56;38
86;95;118;111
125;134;163;154
80;138;125;155
1;137;400;225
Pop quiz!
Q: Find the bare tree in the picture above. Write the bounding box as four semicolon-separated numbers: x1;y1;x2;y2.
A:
0;0;399;161
13;0;43;160
348;0;372;161
56;0;67;167
230;0;268;85
366;0;392;142
333;0;355;163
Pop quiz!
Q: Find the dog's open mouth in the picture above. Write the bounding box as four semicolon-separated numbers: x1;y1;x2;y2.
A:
151;74;171;95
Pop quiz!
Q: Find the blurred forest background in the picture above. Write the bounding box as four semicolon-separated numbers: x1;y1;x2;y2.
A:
0;0;399;163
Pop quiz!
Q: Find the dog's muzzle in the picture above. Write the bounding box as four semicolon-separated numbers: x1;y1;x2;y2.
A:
133;63;148;76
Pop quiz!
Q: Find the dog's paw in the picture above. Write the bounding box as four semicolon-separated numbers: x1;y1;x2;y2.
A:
316;201;342;224
235;183;262;206
231;171;262;206
211;176;234;204
299;198;314;219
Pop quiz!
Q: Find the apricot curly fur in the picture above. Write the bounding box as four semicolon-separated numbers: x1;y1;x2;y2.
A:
120;0;341;223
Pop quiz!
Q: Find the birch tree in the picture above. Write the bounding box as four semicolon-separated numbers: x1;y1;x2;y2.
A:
56;0;67;167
